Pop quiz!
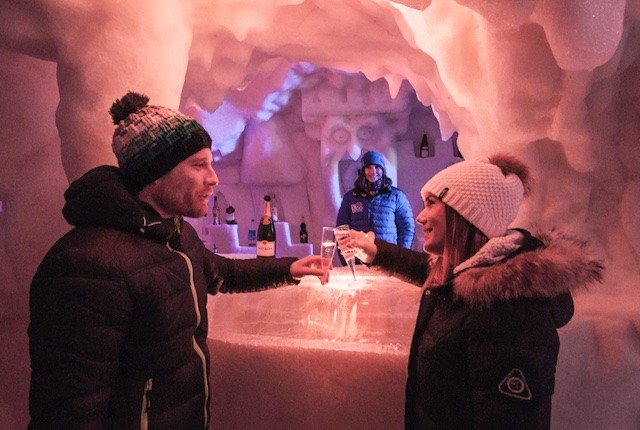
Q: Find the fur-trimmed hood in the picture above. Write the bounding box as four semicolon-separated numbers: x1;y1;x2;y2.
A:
453;229;604;315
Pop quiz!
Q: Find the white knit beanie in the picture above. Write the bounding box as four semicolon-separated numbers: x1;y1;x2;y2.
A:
420;155;530;238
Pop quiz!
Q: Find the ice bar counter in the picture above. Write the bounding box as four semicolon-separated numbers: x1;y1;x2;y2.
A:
206;266;417;429
206;266;640;429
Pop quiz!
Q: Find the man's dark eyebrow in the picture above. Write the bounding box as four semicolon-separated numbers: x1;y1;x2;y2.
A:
190;155;211;163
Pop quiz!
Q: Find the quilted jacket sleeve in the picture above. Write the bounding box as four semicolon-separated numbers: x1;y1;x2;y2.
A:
204;250;298;294
394;188;415;249
371;239;428;286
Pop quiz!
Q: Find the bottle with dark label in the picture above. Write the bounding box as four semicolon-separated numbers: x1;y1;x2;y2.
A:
248;218;257;246
211;196;221;225
225;203;237;225
256;195;276;258
299;216;308;243
420;133;429;158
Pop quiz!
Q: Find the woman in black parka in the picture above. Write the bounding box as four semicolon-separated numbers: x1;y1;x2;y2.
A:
339;154;604;429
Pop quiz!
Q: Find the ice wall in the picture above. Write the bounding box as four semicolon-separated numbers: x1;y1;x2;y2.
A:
1;0;639;428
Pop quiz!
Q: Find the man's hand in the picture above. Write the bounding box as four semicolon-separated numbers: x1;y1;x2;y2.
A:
290;255;330;284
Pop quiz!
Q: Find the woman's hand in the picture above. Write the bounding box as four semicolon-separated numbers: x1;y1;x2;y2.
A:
290;255;331;284
337;230;377;264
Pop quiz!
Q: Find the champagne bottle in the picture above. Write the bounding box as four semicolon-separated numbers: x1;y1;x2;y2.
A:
248;218;257;246
299;216;308;243
257;195;276;258
212;196;221;225
225;203;237;224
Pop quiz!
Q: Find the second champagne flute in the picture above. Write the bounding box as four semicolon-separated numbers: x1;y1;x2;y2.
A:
334;224;357;280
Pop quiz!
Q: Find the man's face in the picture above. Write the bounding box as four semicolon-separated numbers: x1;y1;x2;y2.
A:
142;149;218;218
363;164;383;183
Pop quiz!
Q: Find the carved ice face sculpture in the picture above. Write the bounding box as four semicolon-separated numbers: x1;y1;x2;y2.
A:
320;114;392;166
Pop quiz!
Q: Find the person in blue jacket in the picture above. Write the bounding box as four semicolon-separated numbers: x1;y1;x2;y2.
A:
336;150;414;264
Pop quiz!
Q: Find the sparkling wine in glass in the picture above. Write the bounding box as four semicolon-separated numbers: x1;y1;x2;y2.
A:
320;226;337;270
334;224;356;280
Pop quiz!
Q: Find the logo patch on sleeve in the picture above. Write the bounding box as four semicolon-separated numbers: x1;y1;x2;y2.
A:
498;368;532;400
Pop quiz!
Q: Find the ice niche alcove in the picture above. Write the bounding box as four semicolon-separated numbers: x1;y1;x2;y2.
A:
198;65;451;348
201;67;436;345
192;64;454;348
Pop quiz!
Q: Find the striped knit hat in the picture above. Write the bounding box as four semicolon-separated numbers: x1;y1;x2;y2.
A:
110;91;212;193
420;154;531;238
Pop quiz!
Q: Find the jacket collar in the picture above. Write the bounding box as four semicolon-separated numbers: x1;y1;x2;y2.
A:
62;165;181;242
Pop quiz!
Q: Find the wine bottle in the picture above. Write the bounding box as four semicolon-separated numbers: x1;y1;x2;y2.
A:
212;196;221;225
248;218;257;246
225;203;237;225
299;216;308;243
256;195;276;258
420;133;429;158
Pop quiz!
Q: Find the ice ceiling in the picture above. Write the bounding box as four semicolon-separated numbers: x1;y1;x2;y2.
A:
1;0;640;426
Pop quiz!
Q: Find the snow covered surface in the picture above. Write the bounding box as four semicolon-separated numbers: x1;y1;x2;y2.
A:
1;0;639;428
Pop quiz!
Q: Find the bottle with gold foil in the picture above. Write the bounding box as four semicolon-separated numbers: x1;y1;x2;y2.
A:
256;195;276;258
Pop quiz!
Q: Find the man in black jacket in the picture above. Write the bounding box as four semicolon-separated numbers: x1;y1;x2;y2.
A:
28;91;327;429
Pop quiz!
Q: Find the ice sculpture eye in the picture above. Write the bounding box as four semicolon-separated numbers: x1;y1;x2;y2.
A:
330;126;351;144
356;125;376;143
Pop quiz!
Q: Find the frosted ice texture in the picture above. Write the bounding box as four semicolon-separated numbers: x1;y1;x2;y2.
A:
2;1;640;429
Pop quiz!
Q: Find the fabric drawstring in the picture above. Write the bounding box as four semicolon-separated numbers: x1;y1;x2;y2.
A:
139;216;162;233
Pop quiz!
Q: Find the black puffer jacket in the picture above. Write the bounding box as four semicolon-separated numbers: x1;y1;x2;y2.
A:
28;166;297;429
371;229;603;429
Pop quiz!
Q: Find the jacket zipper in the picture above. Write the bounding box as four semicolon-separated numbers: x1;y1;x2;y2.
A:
167;243;209;428
140;378;153;430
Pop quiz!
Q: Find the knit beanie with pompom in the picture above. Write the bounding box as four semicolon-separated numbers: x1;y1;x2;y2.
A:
110;91;212;193
420;154;532;238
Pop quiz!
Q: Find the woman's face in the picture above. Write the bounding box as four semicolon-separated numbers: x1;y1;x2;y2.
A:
416;193;446;255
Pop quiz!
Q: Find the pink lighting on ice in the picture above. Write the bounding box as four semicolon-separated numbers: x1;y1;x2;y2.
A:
1;0;640;429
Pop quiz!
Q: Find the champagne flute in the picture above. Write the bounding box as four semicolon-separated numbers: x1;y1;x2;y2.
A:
334;224;357;280
320;226;337;272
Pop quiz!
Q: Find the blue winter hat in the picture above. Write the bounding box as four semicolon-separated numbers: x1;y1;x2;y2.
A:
361;151;385;172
